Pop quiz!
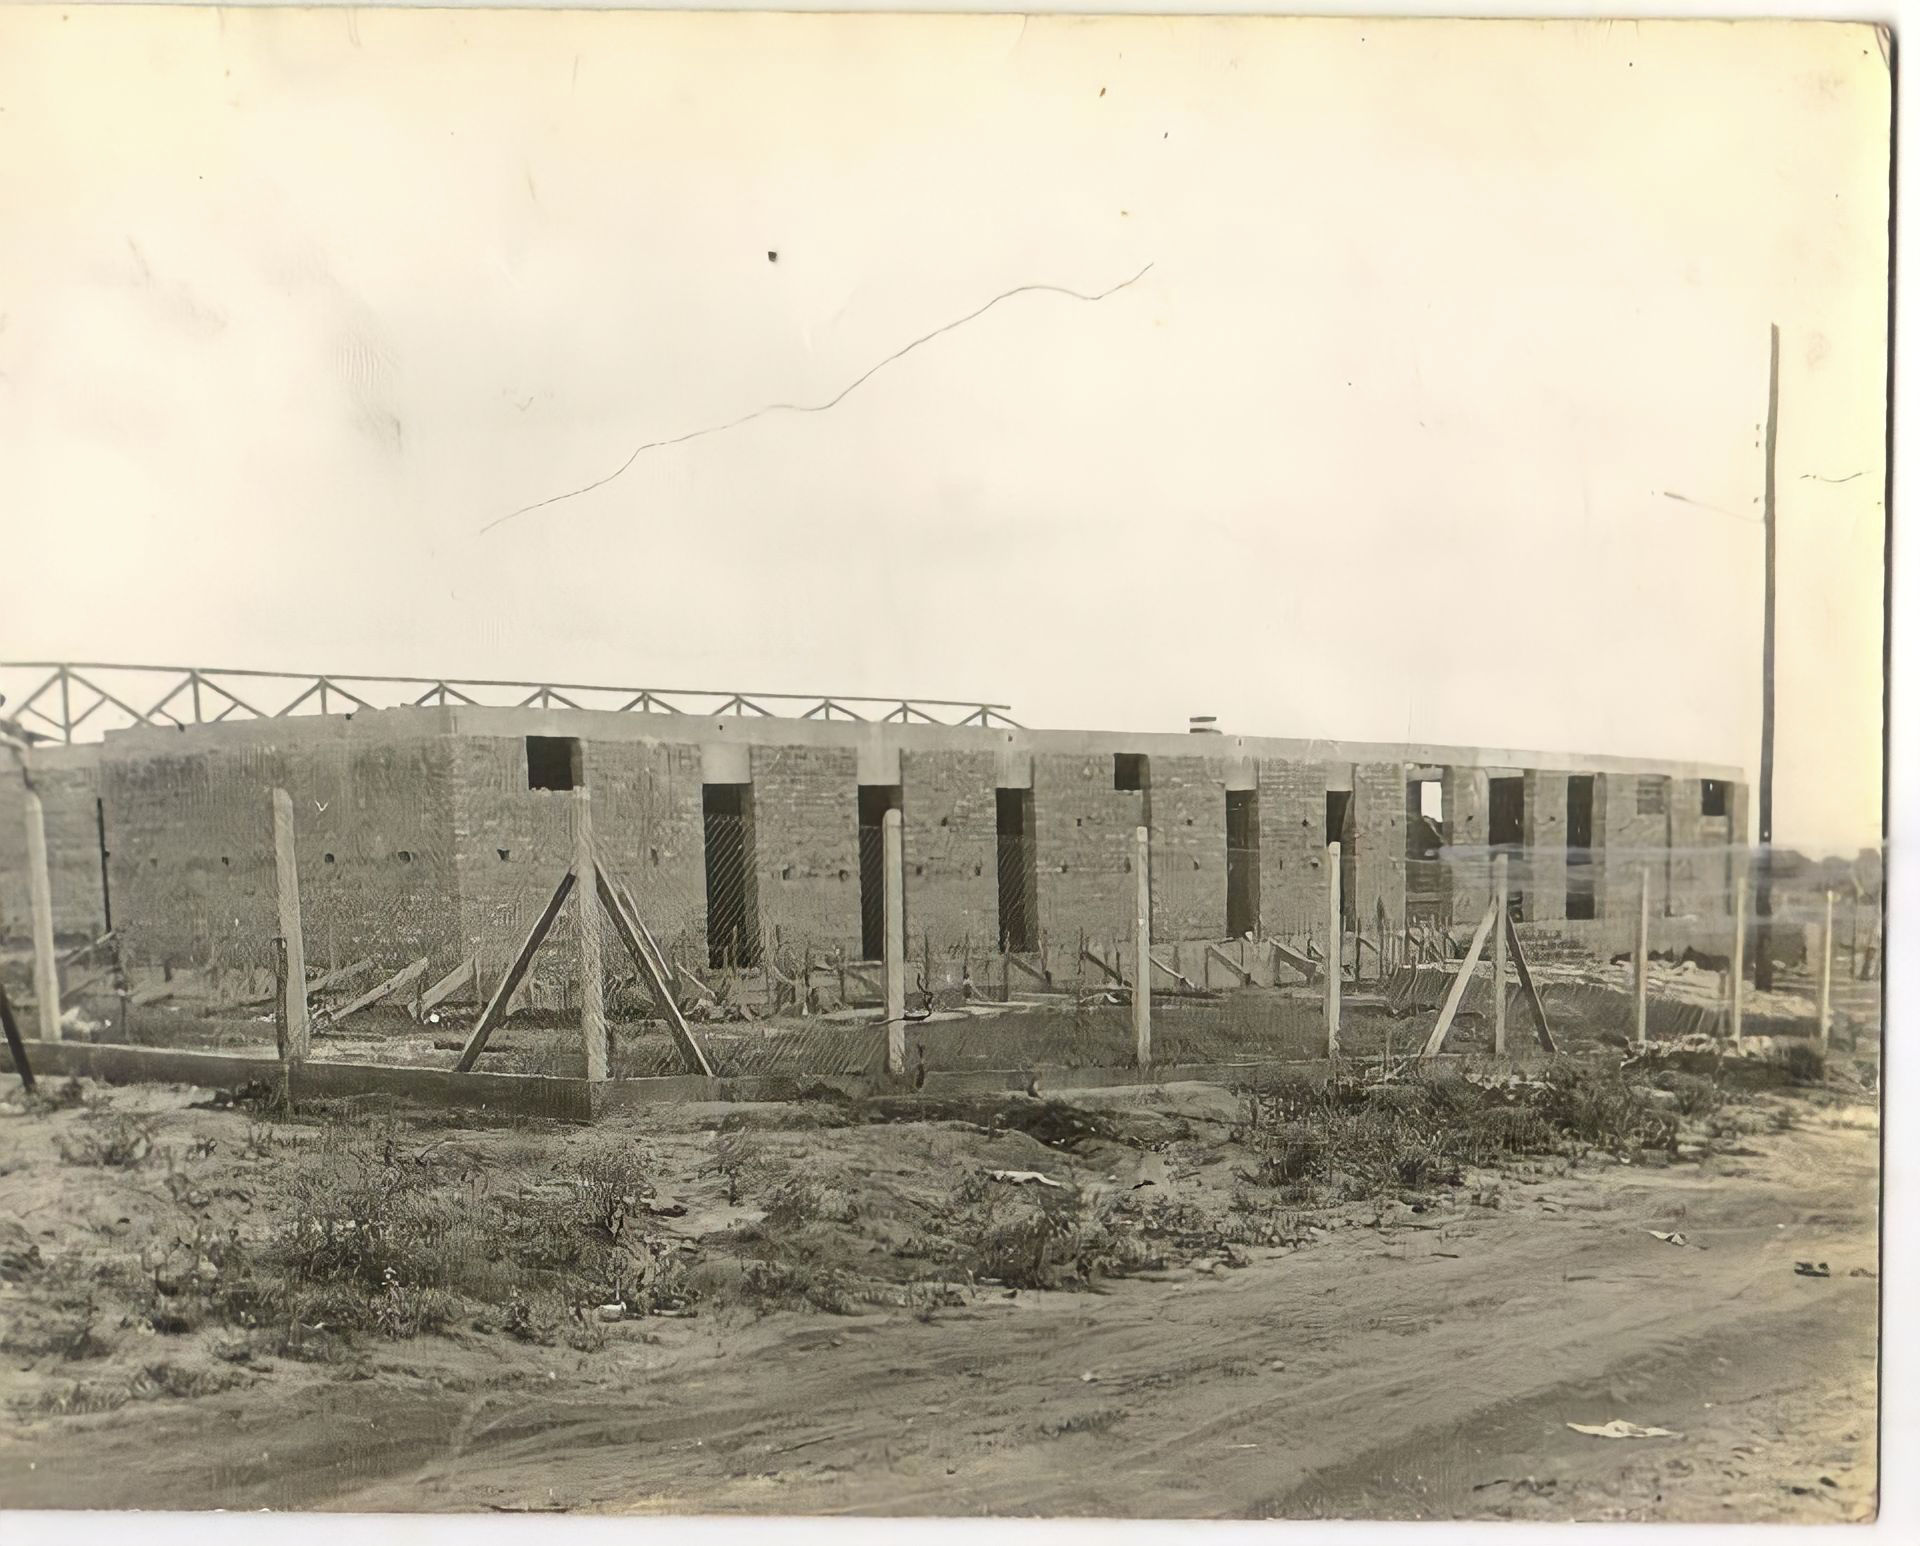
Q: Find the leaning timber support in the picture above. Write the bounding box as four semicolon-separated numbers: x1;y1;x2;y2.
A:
595;865;713;1077
1503;912;1556;1053
317;957;429;1029
455;868;575;1072
419;955;478;1015
1421;898;1501;1058
1205;941;1255;987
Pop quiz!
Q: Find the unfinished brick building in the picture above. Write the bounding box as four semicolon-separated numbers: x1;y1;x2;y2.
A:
1;701;1748;988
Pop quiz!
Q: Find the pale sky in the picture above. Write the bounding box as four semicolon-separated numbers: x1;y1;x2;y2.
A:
0;9;1890;853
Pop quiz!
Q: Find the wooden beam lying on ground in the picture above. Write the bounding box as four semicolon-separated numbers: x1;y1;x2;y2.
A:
419;955;477;1014
1149;953;1199;991
456;869;575;1072
1204;942;1255;986
1421;899;1500;1058
319;956;429;1028
307;958;375;996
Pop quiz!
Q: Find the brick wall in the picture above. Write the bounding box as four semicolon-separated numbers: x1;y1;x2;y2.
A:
901;749;999;961
1522;771;1568;922
585;740;706;962
1256;758;1327;939
750;744;860;959
0;751;106;942
1148;754;1228;943
1442;766;1490;919
452;736;577;989
1352;762;1407;944
1032;752;1144;956
1599;771;1670;919
107;731;460;977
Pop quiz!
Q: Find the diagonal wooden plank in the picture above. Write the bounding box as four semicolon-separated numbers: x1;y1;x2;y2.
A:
1080;947;1126;986
307;958;375;996
1421;899;1500;1058
1205;942;1254;986
419;955;477;1014
319;957;428;1027
456;869;575;1072
1504;913;1558;1053
595;866;713;1077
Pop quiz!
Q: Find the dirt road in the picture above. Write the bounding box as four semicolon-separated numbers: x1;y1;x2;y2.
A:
0;1094;1877;1521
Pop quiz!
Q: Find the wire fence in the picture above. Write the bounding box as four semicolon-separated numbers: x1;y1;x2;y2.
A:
7;782;1881;1085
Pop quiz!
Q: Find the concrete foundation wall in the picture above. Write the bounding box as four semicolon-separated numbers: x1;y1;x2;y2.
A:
0;748;106;942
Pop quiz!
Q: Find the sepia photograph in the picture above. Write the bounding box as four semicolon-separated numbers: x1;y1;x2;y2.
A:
0;4;1895;1529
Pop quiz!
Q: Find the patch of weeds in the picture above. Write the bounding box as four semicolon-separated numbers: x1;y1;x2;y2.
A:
24;1077;93;1115
1653;1071;1724;1117
1038;1406;1127;1438
56;1112;158;1168
1779;1043;1827;1087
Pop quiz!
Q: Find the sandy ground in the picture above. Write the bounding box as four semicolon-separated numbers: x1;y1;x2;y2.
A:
0;1059;1878;1522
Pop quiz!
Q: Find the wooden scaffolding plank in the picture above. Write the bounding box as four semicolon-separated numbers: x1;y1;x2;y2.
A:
419;955;478;1014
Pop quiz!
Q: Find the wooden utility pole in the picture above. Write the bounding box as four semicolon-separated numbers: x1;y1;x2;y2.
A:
1755;322;1780;991
1634;864;1651;1049
23;784;60;1042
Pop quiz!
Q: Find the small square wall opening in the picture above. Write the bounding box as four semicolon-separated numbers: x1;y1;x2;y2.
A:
1113;752;1148;792
1700;778;1728;818
526;735;583;791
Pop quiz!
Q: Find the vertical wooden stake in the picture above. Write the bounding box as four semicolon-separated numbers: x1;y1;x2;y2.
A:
883;808;906;1075
1325;842;1341;1057
1634;864;1650;1048
1818;889;1834;1051
1491;853;1509;1055
1729;874;1746;1048
1133;825;1152;1068
22;786;60;1042
271;788;310;1060
574;789;607;1081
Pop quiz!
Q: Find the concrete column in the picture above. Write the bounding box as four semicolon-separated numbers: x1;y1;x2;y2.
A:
23;786;60;1043
1133;825;1151;1067
1634;865;1650;1048
883;808;906;1075
271;788;310;1060
1729;874;1746;1047
574;788;607;1082
1325;841;1341;1056
1491;853;1509;1055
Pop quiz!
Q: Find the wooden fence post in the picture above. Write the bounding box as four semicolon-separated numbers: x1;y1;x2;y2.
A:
1491;853;1509;1055
1729;870;1746;1048
1818;889;1834;1050
271;788;310;1060
1133;825;1151;1067
1325;841;1341;1057
22;784;60;1043
883;808;906;1075
1634;864;1650;1048
574;788;607;1081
